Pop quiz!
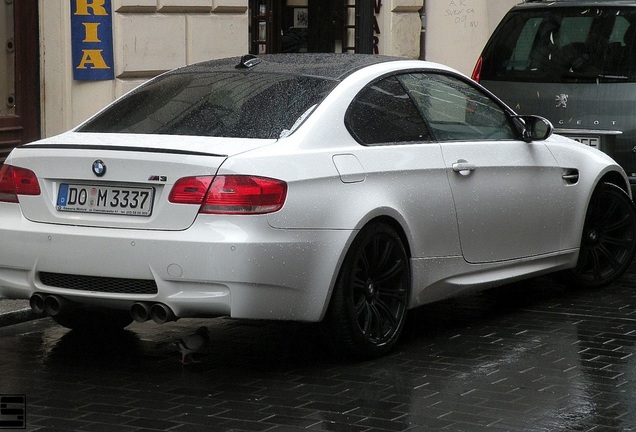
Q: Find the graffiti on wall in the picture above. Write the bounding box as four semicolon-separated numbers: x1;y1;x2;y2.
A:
445;0;478;28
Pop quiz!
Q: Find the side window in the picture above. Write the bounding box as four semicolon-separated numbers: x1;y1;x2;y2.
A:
607;16;633;77
398;73;517;142
609;16;630;44
345;76;432;145
481;9;636;82
511;17;543;70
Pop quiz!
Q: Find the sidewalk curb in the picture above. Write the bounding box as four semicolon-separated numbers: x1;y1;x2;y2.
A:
0;308;42;327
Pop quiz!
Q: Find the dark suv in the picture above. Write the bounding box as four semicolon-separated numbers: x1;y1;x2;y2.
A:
473;0;636;190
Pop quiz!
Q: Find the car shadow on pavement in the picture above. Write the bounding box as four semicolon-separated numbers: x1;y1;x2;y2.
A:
40;270;633;373
400;276;573;345
44;328;146;370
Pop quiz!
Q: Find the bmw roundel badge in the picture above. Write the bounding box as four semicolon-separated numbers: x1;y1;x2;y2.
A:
92;160;106;177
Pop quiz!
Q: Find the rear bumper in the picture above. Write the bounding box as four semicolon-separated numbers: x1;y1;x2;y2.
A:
0;203;352;322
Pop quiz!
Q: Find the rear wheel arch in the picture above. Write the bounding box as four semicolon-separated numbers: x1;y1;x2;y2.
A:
364;216;412;259
323;217;412;358
325;215;413;308
349;214;413;260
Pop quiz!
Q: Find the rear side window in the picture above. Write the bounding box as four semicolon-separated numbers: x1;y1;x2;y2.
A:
480;7;636;83
345;76;431;145
79;72;337;139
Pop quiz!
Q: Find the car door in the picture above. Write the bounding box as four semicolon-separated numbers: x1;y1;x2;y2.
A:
399;72;566;264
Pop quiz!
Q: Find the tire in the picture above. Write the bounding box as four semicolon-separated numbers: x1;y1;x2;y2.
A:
51;307;133;332
565;182;636;288
325;223;410;359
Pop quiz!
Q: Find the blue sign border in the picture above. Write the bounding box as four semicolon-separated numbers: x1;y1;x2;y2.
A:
71;0;115;81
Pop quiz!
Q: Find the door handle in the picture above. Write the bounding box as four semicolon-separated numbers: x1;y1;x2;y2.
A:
562;168;579;184
452;160;476;176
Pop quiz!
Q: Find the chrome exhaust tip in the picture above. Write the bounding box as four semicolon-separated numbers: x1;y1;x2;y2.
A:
150;303;176;324
29;293;46;314
43;294;64;316
130;302;151;323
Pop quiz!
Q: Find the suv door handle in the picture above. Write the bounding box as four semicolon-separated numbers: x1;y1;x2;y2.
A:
452;160;476;176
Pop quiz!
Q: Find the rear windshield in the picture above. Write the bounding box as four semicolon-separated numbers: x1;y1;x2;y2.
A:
78;71;337;139
480;7;636;83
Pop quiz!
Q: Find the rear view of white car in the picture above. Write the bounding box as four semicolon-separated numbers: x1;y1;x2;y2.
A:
1;54;634;358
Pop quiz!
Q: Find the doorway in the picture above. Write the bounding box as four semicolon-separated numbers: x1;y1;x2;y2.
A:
249;0;371;55
0;0;40;163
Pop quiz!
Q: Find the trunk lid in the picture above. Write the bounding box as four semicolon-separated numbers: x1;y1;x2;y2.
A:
8;132;276;230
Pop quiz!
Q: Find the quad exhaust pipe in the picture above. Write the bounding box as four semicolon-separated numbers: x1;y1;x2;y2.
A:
130;302;150;323
43;294;66;316
30;293;68;316
131;302;176;324
30;294;176;324
29;293;46;314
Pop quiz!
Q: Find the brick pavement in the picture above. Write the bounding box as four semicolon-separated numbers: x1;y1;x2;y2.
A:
1;266;636;431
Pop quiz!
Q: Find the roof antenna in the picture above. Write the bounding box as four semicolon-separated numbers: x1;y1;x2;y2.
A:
236;54;262;69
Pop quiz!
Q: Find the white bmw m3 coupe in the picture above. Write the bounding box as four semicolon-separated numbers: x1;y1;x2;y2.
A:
1;54;635;358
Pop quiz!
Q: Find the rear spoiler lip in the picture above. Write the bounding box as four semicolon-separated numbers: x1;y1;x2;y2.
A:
18;143;228;158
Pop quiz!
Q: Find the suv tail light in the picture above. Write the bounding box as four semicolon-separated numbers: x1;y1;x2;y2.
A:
471;56;482;82
169;175;287;214
0;164;41;203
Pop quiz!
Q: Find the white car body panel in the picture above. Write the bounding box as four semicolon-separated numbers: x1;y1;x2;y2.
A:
0;202;350;321
11;133;277;230
0;56;631;329
441;139;566;263
31;131;275;157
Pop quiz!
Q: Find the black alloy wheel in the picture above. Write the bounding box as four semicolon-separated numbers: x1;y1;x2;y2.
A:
568;182;636;288
326;223;410;358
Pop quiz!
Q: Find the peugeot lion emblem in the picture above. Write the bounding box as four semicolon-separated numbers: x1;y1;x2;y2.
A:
92;160;106;177
555;93;568;108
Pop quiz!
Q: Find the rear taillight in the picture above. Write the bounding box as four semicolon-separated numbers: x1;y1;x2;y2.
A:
169;175;287;215
168;176;213;205
471;56;482;82
0;164;41;203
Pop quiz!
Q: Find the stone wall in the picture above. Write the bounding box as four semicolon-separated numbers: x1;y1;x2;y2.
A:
40;0;248;136
424;0;518;75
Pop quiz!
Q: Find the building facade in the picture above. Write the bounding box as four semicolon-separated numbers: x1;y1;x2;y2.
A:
0;0;516;162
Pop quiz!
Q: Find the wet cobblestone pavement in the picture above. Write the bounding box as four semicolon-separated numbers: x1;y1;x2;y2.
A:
2;264;636;431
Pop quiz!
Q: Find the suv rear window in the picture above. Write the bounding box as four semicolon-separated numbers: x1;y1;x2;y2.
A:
480;7;636;83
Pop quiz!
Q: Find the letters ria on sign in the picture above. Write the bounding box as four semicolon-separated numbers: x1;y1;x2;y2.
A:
71;0;114;81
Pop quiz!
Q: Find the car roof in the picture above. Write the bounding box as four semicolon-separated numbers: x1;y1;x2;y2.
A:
174;53;405;81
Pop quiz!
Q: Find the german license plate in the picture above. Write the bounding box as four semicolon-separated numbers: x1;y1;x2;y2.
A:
570;135;600;148
56;183;154;216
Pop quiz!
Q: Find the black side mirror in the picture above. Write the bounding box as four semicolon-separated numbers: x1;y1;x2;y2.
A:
512;115;553;142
